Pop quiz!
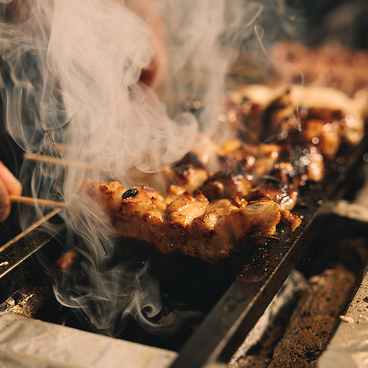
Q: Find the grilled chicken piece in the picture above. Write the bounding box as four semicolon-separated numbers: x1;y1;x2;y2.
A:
164;164;209;193
217;139;281;178
226;84;283;143
229;85;364;147
178;132;219;170
225;85;364;185
80;178;301;263
245;183;298;211
199;171;253;202
199;173;298;211
221;97;264;143
268;90;358;161
272;145;325;186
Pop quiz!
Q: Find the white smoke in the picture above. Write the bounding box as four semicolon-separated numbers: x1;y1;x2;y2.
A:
0;0;261;335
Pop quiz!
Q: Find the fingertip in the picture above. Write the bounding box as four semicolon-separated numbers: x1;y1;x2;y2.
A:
0;179;11;222
12;180;22;196
0;161;22;195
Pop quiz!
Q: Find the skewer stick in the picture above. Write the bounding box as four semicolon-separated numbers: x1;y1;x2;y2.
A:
9;194;66;208
50;143;92;155
0;208;62;254
24;152;99;171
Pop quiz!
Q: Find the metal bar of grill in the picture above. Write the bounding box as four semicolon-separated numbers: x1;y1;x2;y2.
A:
0;141;366;367
169;138;368;367
0;209;64;304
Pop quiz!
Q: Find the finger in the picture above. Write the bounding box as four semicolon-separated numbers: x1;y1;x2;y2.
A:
125;0;169;96
0;179;11;222
0;161;22;196
141;36;169;97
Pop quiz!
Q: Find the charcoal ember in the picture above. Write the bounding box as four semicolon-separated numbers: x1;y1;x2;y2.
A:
268;266;356;368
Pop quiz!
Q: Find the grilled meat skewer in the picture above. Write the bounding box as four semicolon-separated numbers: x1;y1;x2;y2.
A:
79;179;301;263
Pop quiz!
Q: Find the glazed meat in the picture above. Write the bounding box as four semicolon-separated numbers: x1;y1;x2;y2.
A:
199;171;253;202
265;88;362;160
222;85;365;187
217;139;281;177
76;84;365;263
164;164;209;193
80;178;301;263
245;183;298;211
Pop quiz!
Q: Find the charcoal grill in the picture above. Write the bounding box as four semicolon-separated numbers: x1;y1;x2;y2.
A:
1;1;368;365
0;133;367;367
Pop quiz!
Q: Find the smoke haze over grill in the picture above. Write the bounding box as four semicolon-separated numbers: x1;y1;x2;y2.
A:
0;0;263;335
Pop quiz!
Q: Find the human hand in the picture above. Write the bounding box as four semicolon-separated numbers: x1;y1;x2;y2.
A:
125;0;169;97
5;0;170;96
0;161;22;222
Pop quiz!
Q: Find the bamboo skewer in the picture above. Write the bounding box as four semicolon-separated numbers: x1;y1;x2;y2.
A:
24;152;99;171
0;208;62;254
9;194;66;208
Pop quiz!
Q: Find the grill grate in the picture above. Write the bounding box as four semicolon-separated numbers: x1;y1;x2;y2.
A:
0;139;367;367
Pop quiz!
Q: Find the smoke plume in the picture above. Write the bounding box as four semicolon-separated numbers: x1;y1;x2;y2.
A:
0;0;262;336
